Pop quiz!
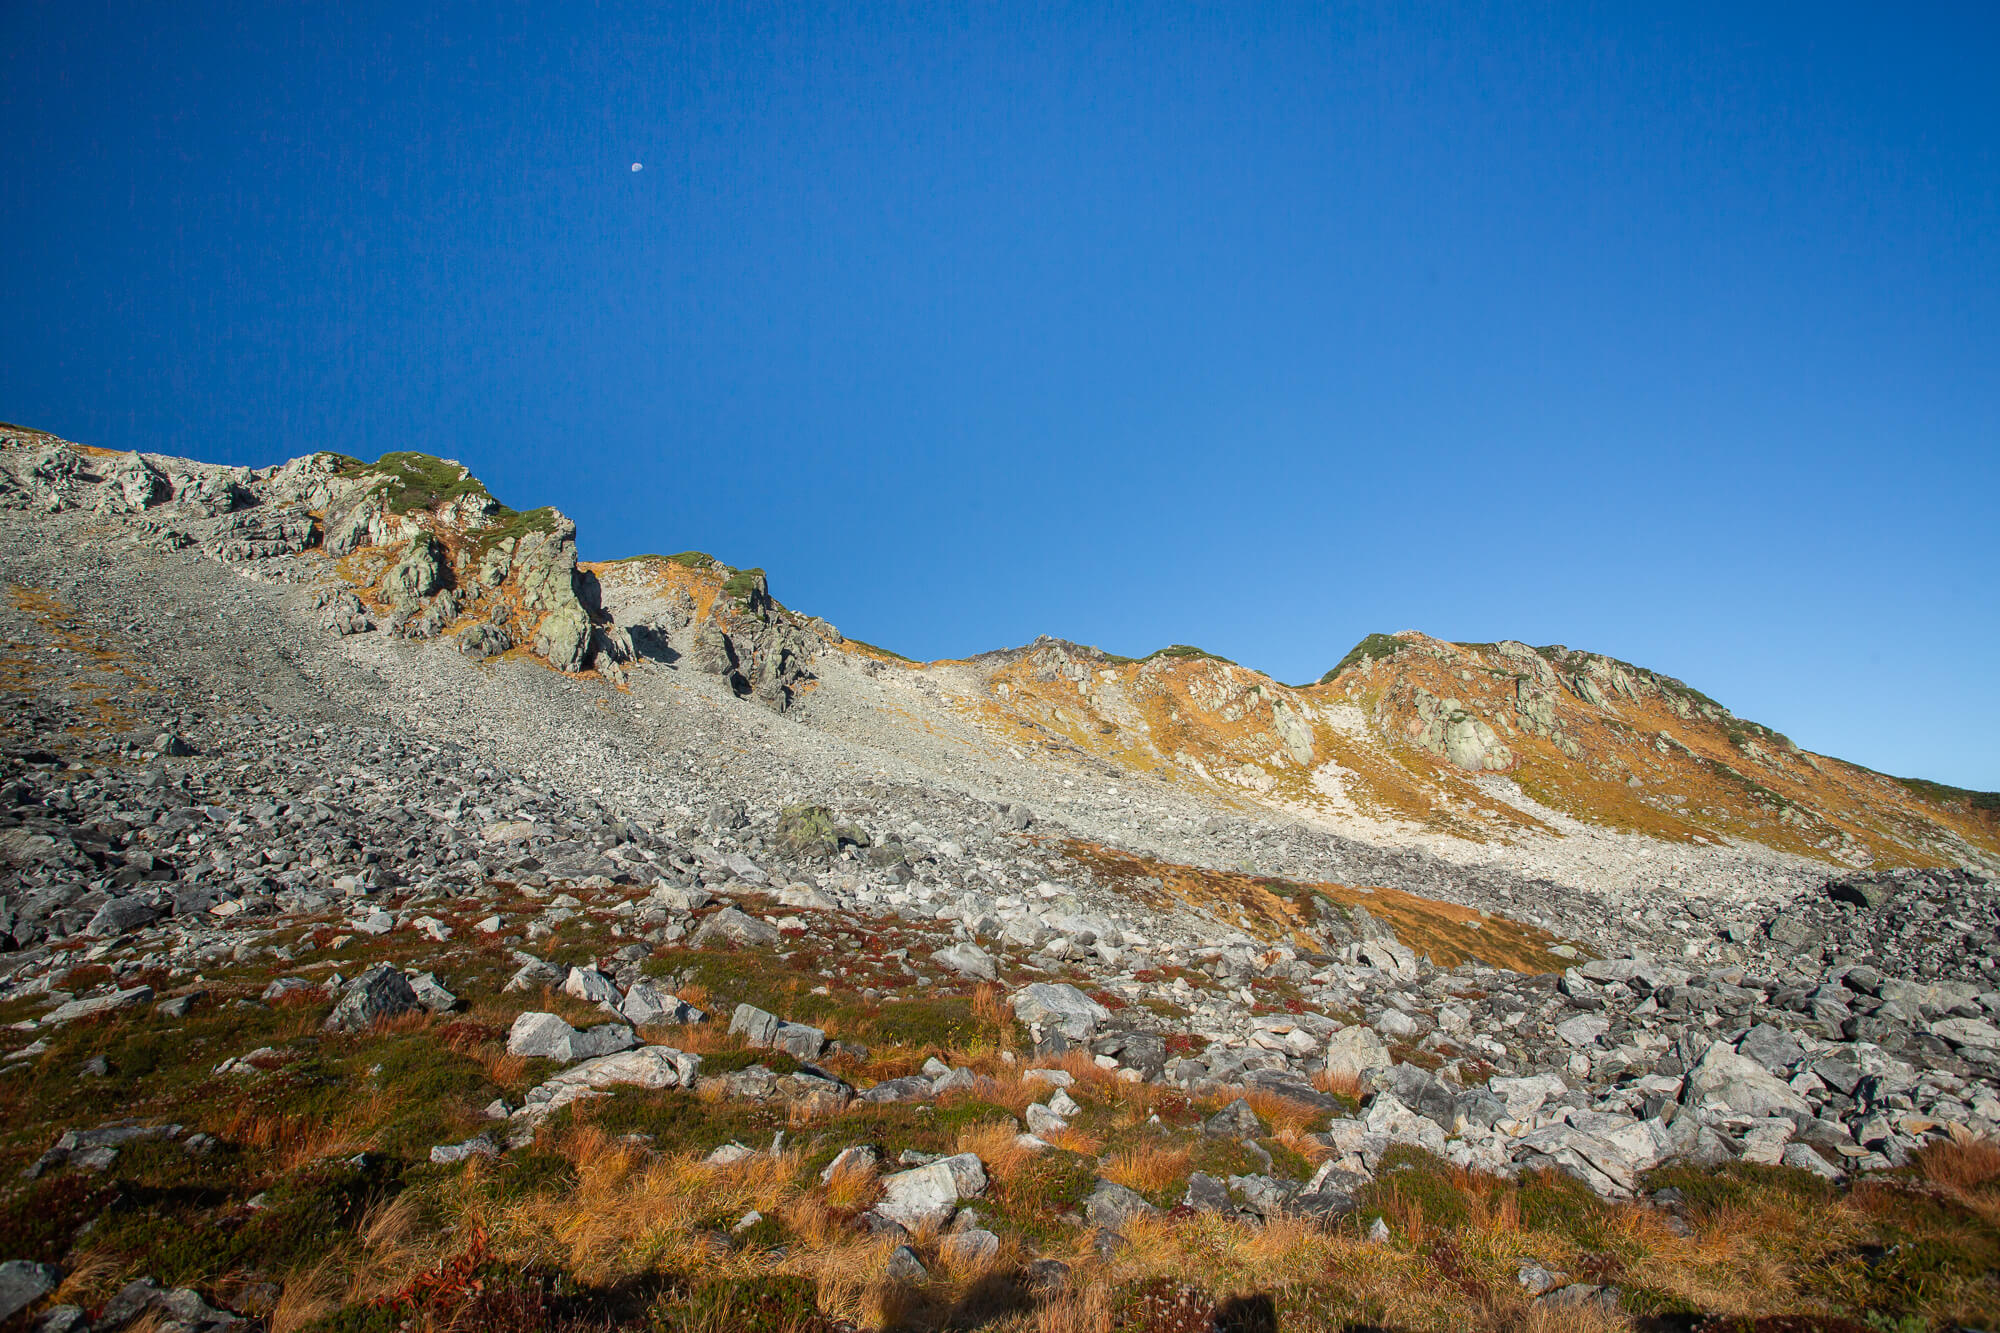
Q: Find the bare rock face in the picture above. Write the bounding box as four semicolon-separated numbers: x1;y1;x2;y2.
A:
381;534;446;609
510;516;599;674
95;452;169;514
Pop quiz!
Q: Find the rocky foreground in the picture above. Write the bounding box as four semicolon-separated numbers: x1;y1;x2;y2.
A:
0;427;1997;1329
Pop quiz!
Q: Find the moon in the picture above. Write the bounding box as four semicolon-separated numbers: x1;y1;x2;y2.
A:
630;162;643;172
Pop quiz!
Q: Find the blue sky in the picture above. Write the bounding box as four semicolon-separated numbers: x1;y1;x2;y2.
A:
4;2;1996;789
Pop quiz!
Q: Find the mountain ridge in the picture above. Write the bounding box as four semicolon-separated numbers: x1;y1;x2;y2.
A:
3;423;1992;878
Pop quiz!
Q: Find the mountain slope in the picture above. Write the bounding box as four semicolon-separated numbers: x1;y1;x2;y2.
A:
3;423;1993;881
933;632;2000;873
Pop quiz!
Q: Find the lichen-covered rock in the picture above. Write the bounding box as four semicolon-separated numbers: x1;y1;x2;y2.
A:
207;505;318;560
318;589;373;636
382;533;446;608
533;601;592;673
457;617;512;659
685;624;736;675
1011;983;1110;1042
324;964;421;1033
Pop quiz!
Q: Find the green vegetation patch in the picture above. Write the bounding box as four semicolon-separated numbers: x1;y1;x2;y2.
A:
720;567;767;603
1322;633;1408;682
1142;644;1235;665
358;451;499;515
470;504;562;556
1892;775;2000;815
611;551;718;569
653;1275;837;1333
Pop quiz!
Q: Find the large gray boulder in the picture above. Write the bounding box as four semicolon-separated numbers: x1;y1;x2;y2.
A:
1324;1024;1391;1081
85;897;161;938
96;452;168;513
692;907;782;948
323;965;420;1033
1084;1179;1159;1231
506;1011;637;1063
42;986;154;1026
932;942;997;982
562;967;622;1008
0;1261;59;1322
1687;1042;1811;1119
1011;983;1110;1041
621;982;703;1028
381;534;445;608
511;1046;702;1124
533;602;592;674
874;1152;988;1229
729;1004;782;1046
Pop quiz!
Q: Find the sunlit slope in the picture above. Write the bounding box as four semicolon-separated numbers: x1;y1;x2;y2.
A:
932;633;2000;871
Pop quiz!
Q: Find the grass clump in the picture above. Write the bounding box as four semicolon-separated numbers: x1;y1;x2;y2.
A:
470;504;562;556
359;451;498;515
720;567;767;604
845;637;917;663
657;1274;837;1333
614;551;718;569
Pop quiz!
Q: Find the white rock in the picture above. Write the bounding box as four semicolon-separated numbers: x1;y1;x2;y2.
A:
506;1011;637;1063
1325;1024;1391;1081
511;1045;701;1123
1010;983;1109;1040
1688;1042;1812;1119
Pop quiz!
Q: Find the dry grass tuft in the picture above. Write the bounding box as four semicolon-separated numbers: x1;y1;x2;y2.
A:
1919;1135;2000;1192
971;983;1013;1042
269;1258;344;1333
51;1250;123;1308
955;1119;1038;1185
1034;1278;1112;1333
223;1105;373;1171
1102;1142;1192;1195
1311;1067;1364;1100
1241;1088;1324;1138
663;1019;749;1056
823;1157;880;1211
471;1042;529;1088
1041;1125;1105;1156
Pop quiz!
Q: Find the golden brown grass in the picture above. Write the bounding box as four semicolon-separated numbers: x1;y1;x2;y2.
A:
956;1119;1040;1186
972;983;1015;1046
823;1155;880;1210
1311;1067;1364;1100
1040;1125;1105;1156
50;1250;123;1309
1239;1088;1323;1139
1101;1141;1192;1195
268;1258;343;1333
223;1105;374;1171
1919;1134;2000;1192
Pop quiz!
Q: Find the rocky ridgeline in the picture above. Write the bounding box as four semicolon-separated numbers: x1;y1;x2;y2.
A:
1;423;1999;1318
0;431;836;712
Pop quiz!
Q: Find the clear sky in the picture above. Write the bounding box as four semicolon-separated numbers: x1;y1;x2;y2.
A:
3;3;1996;790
